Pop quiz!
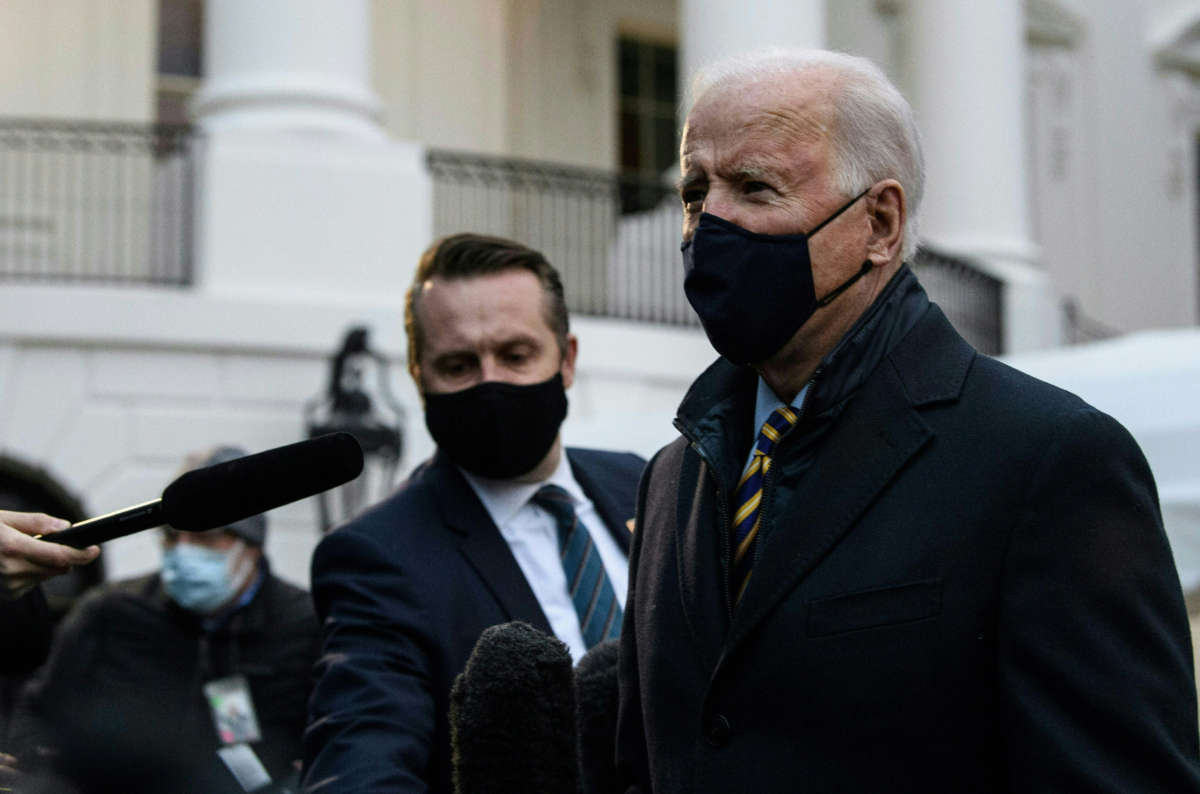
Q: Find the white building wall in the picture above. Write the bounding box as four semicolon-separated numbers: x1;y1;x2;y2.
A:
3;0;1199;590
371;0;511;154
0;0;155;121
371;0;676;169
1051;0;1199;331
503;0;617;168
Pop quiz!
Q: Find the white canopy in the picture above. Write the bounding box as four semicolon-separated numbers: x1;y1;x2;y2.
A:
1003;329;1200;592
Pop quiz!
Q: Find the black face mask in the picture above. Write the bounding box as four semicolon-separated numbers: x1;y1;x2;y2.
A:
424;373;568;479
681;188;872;365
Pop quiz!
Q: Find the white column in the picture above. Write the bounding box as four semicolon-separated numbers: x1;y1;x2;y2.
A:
190;0;384;139
190;0;431;305
680;0;826;100
907;0;1060;351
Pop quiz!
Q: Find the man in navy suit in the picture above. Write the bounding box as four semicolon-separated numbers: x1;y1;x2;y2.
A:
617;48;1200;792
302;233;644;793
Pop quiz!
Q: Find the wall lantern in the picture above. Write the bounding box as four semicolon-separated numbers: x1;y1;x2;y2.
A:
305;327;404;532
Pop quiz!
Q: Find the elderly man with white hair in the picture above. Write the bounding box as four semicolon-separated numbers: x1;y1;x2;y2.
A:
616;48;1200;792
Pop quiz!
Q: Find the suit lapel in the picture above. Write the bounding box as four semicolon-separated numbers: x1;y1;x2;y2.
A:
569;451;634;555
430;453;554;635
724;304;975;655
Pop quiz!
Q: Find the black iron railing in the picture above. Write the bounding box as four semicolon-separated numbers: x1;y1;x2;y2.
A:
0;119;197;286
430;149;1007;351
428;149;695;326
912;246;1004;355
0;132;1004;349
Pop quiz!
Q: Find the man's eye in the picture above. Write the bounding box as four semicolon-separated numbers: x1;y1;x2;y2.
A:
744;181;770;194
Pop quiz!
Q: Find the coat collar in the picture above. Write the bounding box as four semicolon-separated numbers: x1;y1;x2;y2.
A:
724;303;976;654
675;266;929;493
667;266;976;665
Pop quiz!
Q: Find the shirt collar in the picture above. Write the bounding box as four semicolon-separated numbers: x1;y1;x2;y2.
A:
460;449;583;529
752;376;810;434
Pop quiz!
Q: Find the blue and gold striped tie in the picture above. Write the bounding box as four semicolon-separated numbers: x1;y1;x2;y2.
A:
533;485;623;648
730;406;798;606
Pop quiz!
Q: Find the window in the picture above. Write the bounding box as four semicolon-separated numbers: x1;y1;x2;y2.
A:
617;36;678;214
156;0;204;125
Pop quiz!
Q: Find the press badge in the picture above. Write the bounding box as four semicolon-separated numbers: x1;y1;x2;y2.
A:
204;674;263;745
216;743;273;792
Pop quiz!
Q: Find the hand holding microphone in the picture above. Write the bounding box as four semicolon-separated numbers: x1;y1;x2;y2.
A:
42;433;364;549
0;510;99;599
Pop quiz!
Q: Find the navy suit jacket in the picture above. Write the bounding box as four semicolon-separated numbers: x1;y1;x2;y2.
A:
302;446;644;793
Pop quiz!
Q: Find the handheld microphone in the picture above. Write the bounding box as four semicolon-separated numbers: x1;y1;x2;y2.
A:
43;433;364;548
575;638;622;794
449;621;578;794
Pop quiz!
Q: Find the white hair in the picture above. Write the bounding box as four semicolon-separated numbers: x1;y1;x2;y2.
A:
687;48;925;260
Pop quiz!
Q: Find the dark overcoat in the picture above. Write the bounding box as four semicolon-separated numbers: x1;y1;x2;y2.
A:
618;289;1200;792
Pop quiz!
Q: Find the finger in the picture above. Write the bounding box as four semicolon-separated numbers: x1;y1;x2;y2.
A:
0;511;70;537
1;527;97;569
30;528;101;565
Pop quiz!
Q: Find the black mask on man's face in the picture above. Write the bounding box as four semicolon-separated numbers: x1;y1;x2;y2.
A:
681;188;872;365
423;373;568;479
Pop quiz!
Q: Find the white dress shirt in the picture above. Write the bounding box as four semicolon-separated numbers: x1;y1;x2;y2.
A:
460;450;629;663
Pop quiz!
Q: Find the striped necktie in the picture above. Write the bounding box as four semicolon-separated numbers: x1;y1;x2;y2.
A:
730;405;798;606
532;485;623;648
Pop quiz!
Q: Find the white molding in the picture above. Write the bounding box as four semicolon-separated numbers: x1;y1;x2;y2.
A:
873;0;1086;47
1025;0;1086;48
1152;6;1200;77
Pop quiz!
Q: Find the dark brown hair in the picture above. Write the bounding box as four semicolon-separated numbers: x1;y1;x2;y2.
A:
405;233;570;368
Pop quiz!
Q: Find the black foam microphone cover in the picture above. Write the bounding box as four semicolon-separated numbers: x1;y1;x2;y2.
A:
45;432;365;548
162;432;363;532
449;621;577;794
574;639;621;794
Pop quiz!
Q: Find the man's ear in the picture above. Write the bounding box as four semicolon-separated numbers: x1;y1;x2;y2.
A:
866;180;906;265
560;334;579;390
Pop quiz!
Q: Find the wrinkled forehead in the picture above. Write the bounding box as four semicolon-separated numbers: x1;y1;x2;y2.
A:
683;70;838;150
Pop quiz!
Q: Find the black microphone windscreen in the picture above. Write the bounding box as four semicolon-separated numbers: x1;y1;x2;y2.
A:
575;638;621;794
161;432;363;532
450;621;577;794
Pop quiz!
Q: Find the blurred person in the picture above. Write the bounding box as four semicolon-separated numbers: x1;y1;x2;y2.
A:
616;48;1200;792
0;511;99;681
0;511;99;790
10;447;319;794
302;234;644;793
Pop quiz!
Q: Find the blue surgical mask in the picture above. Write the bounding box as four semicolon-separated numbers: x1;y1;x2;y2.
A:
161;541;253;614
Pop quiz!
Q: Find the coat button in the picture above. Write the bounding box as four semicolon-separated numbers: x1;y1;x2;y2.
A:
705;713;732;747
